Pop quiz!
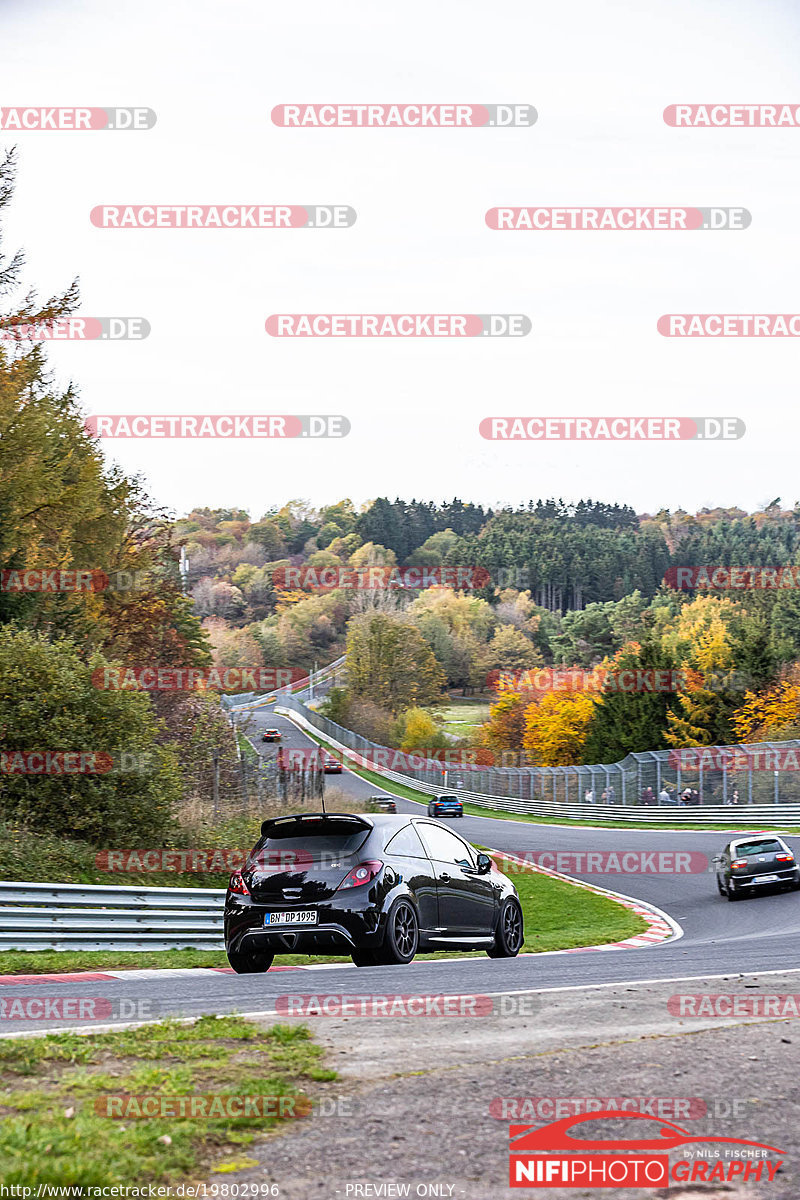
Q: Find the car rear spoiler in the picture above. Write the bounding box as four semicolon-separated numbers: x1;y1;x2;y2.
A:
260;812;373;837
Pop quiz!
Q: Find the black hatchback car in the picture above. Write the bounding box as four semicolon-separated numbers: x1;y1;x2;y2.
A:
714;835;800;901
224;812;523;972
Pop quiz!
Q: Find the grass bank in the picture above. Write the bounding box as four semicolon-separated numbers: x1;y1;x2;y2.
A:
0;1016;332;1186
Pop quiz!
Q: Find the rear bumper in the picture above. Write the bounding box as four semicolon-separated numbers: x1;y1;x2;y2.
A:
225;894;385;956
732;867;800;889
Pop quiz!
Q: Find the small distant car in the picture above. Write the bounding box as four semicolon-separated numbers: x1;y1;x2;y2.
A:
714;835;800;901
261;729;282;743
427;794;464;818
320;751;343;774
369;797;397;813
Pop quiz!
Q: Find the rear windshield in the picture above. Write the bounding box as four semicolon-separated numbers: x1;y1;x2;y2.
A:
734;839;784;857
438;796;460;802
252;820;369;863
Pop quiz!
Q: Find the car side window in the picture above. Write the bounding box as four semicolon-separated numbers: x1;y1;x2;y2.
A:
385;824;428;859
417;822;475;867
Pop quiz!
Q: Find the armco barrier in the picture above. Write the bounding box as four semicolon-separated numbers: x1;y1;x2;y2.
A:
223;656;345;713
0;881;225;952
276;704;800;826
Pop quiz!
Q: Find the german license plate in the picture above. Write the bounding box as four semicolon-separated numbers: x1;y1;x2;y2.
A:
266;910;317;926
754;874;778;883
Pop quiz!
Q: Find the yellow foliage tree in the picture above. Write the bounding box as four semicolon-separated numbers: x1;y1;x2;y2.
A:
399;707;442;751
523;690;596;766
732;681;800;742
654;595;737;675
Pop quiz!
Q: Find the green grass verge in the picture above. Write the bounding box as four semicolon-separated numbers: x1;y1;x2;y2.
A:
432;700;491;736
0;1015;333;1187
0;863;646;976
237;732;258;762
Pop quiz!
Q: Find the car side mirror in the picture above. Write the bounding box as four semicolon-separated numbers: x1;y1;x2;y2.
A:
476;853;492;874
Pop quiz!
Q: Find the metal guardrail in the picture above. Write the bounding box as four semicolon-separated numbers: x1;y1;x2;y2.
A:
278;704;800;826
223;656;345;713
0;881;226;952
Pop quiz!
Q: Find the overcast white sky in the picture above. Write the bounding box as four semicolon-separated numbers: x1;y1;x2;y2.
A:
2;0;799;519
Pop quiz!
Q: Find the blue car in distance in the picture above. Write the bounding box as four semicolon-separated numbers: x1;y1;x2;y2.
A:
427;794;464;818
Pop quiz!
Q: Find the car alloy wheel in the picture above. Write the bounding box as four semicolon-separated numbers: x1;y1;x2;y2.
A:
227;949;275;973
487;898;524;957
374;898;419;965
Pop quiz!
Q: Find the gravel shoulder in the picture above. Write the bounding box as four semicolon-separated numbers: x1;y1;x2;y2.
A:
222;972;800;1200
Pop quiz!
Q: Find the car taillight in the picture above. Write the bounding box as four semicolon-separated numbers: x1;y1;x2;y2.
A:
732;859;747;869
336;860;383;890
228;871;250;896
776;853;794;862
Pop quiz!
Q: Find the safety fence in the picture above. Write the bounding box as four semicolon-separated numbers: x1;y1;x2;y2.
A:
276;698;800;825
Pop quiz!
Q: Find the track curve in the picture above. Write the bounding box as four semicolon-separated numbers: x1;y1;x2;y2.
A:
3;704;800;1034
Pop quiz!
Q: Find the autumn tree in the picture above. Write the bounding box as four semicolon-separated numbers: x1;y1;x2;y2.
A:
523;690;596;766
346;611;446;712
733;680;800;742
480;690;530;754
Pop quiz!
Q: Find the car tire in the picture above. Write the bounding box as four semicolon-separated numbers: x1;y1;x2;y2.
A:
716;874;726;896
227;948;274;973
487;898;524;958
726;881;741;901
373;899;419;965
457;812;464;818
351;949;379;967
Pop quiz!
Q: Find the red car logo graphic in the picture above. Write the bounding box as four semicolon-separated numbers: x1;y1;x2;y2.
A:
510;1110;784;1154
